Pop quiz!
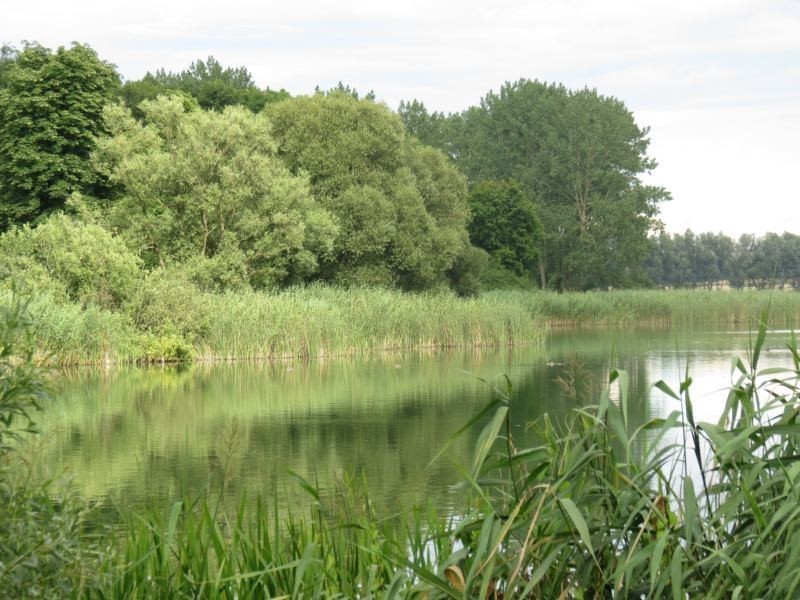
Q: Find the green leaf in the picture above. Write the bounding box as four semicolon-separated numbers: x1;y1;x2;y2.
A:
471;406;508;479
670;547;683;600
559;498;595;558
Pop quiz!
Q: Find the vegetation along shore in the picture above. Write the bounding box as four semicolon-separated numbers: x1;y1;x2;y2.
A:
4;298;800;597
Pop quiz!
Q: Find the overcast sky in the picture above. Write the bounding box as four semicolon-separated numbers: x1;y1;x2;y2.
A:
4;0;799;236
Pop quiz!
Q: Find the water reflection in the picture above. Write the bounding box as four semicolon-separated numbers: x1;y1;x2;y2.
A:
37;325;797;518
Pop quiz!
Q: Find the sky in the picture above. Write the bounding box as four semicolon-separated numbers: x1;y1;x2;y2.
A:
3;0;799;236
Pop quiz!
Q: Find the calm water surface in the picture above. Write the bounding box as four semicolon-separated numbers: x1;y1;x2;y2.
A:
38;325;797;517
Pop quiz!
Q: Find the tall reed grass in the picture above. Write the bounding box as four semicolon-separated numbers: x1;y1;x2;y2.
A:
0;290;142;364
511;288;800;326
9;286;800;364
200;285;545;360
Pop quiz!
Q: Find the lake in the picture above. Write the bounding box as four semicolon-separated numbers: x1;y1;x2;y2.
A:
38;324;797;519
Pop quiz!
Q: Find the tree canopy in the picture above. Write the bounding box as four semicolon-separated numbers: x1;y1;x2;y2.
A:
468;179;542;278
266;92;476;291
400;80;669;290
121;56;290;116
646;231;800;289
0;42;691;297
0;43;120;229
94;96;338;290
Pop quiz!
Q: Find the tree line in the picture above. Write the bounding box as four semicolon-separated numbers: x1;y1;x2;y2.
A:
646;231;800;290
1;41;790;299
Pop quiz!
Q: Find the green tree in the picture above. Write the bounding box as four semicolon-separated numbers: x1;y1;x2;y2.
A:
468;180;542;279
0;43;120;230
94;96;337;289
400;80;669;290
121;56;289;116
266;92;476;291
398;99;461;160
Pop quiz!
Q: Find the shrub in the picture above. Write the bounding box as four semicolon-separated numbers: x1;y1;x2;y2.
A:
0;211;142;310
125;268;210;343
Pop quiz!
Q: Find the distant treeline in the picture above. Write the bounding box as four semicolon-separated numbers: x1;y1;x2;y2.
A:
646;231;800;290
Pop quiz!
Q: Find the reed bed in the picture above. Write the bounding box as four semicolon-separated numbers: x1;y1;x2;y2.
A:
501;288;800;326
0;290;142;364
7;286;800;364
199;285;544;360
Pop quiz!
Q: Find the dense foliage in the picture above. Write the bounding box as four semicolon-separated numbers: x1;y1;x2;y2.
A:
120;56;289;115
400;80;670;290
0;43;120;229
0;39;796;365
0;204;142;310
468;179;542;283
647;230;800;289
95;96;337;290
266;92;476;291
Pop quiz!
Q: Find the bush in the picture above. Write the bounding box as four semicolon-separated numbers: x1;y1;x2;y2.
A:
0;211;143;310
143;334;194;362
125;268;210;343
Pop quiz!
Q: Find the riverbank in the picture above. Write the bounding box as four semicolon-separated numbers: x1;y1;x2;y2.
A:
6;287;800;364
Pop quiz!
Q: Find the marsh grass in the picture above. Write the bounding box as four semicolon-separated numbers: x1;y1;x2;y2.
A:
513;288;800;326
0;290;142;365
199;286;544;361
8;286;800;365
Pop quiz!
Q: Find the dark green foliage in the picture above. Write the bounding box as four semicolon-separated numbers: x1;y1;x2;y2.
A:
0;43;120;229
121;56;289;116
267;92;477;291
480;256;538;290
446;245;489;297
468;179;542;278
